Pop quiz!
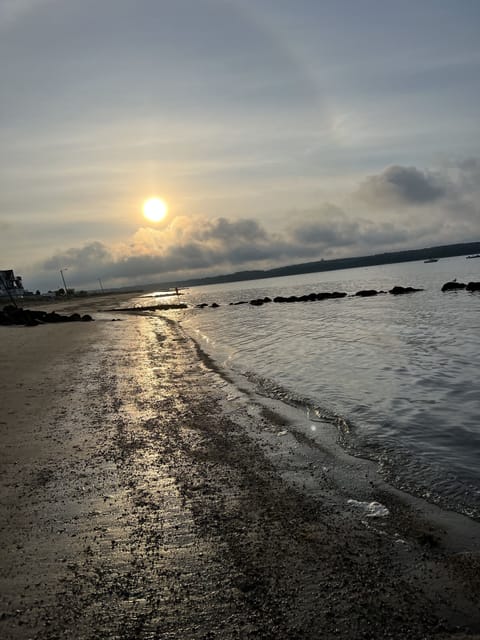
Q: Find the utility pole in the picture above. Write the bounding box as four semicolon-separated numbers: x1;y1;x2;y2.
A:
60;268;69;296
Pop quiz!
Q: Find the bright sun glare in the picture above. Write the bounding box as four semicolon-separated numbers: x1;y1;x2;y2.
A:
143;197;168;223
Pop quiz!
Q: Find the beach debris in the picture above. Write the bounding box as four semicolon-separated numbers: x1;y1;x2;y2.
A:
347;499;390;518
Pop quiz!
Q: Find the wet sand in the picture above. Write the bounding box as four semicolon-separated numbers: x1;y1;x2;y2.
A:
1;297;480;639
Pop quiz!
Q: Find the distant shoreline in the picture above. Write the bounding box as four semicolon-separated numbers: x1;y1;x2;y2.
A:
143;240;480;291
11;240;480;298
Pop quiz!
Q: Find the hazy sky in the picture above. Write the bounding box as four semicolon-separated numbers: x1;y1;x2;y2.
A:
1;0;479;290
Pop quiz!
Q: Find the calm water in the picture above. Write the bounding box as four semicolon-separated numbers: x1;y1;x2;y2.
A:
143;257;480;518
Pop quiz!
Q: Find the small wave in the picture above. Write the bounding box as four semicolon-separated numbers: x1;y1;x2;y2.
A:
241;371;480;521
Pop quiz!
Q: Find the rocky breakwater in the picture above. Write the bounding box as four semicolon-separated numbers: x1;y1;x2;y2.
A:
355;286;423;296
243;292;347;306
192;285;423;309
441;280;480;292
247;286;423;306
0;305;93;327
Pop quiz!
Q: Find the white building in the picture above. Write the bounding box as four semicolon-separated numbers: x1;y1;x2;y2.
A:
0;269;25;298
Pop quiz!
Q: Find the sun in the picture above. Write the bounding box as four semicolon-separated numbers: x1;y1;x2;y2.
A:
143;197;168;223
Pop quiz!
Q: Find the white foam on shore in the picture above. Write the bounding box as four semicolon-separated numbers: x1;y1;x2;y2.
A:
347;499;390;518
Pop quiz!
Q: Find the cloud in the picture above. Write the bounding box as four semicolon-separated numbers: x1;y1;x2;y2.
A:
456;157;480;193
291;204;359;246
198;217;268;243
35;210;412;289
27;158;480;290
0;0;53;30
354;161;479;234
292;207;411;251
42;241;111;270
357;165;448;207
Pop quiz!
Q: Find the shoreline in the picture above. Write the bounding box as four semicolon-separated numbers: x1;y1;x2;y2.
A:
181;315;480;536
1;301;480;638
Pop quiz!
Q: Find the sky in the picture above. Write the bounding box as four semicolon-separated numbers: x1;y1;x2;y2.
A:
1;0;479;291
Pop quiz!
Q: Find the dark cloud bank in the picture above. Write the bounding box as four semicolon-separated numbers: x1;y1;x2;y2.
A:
357;165;448;205
36;216;411;289
34;161;480;290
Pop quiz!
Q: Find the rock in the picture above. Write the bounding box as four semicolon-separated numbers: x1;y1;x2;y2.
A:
25;317;40;327
44;312;65;323
271;292;349;303
355;290;378;297
389;286;423;295
274;296;290;302
441;281;466;292
81;314;93;322
466;281;480;292
210;303;219;308
250;299;264;306
0;305;93;326
196;303;209;308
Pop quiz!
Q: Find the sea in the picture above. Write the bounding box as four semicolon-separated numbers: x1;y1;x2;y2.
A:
135;255;480;520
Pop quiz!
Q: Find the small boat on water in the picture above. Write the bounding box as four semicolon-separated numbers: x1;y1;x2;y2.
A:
424;258;438;263
466;254;480;259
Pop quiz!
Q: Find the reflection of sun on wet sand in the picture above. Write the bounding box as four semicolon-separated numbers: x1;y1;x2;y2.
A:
1;296;480;639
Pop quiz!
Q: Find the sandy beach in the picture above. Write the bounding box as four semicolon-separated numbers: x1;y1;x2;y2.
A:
1;295;480;639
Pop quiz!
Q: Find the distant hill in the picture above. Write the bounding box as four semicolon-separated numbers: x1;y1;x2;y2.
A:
147;240;480;290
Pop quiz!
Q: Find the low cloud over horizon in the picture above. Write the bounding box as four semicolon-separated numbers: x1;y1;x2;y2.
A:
25;159;479;291
1;1;479;291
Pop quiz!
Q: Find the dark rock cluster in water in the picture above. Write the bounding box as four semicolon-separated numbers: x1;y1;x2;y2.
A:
0;305;94;327
194;281;480;309
245;291;347;306
197;285;424;308
389;285;423;295
272;292;346;303
355;289;381;297
355;286;423;296
441;280;480;292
